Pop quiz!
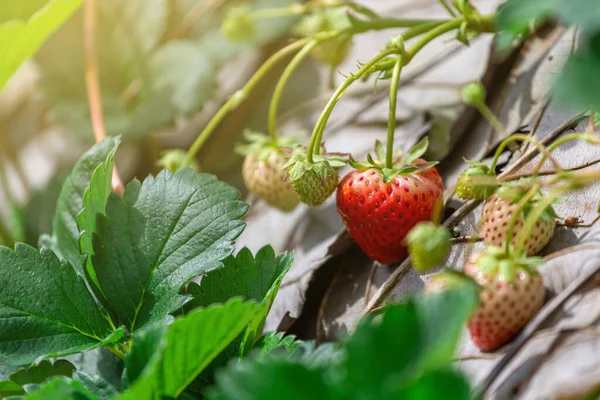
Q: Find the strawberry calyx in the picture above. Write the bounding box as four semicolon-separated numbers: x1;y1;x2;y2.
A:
235;130;302;161
282;151;346;183
348;137;438;183
474;245;543;284
456;159;498;200
496;180;559;223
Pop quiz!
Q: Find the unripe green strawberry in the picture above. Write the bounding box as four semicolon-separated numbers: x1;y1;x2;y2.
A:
456;160;497;200
406;222;451;272
243;152;299;212
290;162;339;206
463;247;546;351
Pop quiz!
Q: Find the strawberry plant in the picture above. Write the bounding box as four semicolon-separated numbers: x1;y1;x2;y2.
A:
3;0;600;398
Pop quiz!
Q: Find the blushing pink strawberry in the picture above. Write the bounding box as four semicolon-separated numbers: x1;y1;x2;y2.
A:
481;192;556;256
463;248;546;351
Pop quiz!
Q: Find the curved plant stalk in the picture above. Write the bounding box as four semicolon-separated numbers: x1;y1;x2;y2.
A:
185;15;462;164
307;47;400;162
503;184;540;256
386;56;403;168
513;187;562;255
489;134;561;173
268;38;322;140
186;38;309;165
307;14;497;161
532;132;600;175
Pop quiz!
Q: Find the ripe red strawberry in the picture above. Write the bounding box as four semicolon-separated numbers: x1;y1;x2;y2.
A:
237;131;300;212
462;247;546;351
242;152;299;212
481;187;556;255
336;160;443;264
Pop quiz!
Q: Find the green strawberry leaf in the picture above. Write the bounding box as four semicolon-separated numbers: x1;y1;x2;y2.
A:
78;139;120;293
124;323;167;385
412;287;479;375
0;0;84;92
401;137;429;167
209;358;336;400
185;246;293;355
121;299;258;399
494;0;554;50
0;380;25;397
22;377;97;400
73;371;119;400
0;245;116;365
393;369;470;399
211;288;474;400
90;168;248;332
10;360;75;386
52;137;120;276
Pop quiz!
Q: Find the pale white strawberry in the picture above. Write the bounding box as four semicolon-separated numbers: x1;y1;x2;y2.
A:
243;152;299;212
464;248;546;351
481;194;556;255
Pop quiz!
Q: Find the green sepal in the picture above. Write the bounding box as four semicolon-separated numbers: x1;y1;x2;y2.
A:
236;130;303;161
399;137;429;167
287;161;313;182
282;151;344;183
498;182;558;223
463;158;491;174
457;21;470;46
475;245;544;282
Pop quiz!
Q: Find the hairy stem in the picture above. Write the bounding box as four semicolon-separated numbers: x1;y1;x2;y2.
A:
533;132;600;175
307;48;399;162
505;184;540;256
386;56;403;168
186;39;309;164
268;39;320;140
490;134;560;173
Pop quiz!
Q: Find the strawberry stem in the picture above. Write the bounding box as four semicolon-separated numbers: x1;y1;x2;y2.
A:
268;38;322;141
386;56;403;168
513;187;561;255
186;38;309;165
490;134;560;174
533;132;600;176
307;47;399;162
504;184;540;257
308;14;494;163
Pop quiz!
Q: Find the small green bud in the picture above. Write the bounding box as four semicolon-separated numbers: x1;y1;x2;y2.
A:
388;35;405;52
461;82;486;106
157;150;200;173
221;6;256;41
